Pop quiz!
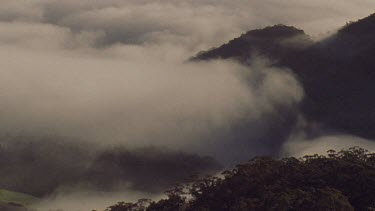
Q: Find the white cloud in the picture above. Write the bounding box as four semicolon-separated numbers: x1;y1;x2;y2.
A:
1;0;374;51
282;135;375;158
0;0;374;209
0;42;303;150
34;189;161;211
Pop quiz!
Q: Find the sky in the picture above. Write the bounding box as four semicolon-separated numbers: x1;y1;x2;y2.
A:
0;0;375;210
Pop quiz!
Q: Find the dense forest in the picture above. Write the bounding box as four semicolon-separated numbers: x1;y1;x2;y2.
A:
102;147;375;211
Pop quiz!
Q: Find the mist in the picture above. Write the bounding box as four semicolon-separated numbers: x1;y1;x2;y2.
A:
33;189;162;211
282;135;375;158
1;0;375;210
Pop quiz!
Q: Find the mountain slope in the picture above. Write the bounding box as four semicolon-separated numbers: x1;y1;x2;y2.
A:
193;24;313;62
284;13;375;139
194;13;375;141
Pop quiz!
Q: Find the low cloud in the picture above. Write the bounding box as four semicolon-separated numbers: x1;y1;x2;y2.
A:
0;14;303;200
33;189;162;211
0;0;374;50
282;135;375;158
0;21;304;155
0;1;374;210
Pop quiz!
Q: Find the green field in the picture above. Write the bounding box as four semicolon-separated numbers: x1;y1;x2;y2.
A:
0;189;39;207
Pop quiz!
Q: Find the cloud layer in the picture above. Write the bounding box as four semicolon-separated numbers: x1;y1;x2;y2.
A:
283;135;375;158
0;1;375;210
1;0;375;50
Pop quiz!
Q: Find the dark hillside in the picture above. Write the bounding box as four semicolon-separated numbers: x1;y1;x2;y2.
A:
284;13;375;139
195;13;375;141
194;25;313;62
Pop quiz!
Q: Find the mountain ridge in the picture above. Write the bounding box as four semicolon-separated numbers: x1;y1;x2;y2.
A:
193;24;312;62
194;13;375;141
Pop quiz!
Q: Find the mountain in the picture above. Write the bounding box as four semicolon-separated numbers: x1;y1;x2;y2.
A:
193;24;313;62
194;13;375;141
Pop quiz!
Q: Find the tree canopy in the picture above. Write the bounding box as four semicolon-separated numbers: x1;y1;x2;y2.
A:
102;147;375;211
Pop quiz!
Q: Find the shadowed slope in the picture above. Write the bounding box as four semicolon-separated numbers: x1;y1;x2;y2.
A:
195;13;375;141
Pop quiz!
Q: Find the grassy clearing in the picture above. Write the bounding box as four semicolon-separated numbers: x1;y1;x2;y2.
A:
0;189;39;207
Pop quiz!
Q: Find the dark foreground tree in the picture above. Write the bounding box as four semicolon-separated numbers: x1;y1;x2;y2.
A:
104;147;375;211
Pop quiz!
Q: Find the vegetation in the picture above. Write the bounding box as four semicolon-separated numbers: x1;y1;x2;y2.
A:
103;147;375;211
0;189;39;211
0;189;39;207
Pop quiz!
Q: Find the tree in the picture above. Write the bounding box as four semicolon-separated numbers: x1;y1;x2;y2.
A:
104;147;375;211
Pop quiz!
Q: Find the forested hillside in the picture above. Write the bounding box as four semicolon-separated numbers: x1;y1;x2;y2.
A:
103;147;375;211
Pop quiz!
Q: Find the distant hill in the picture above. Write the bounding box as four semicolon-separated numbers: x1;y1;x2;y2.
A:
0;135;220;197
194;13;375;141
0;203;29;211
